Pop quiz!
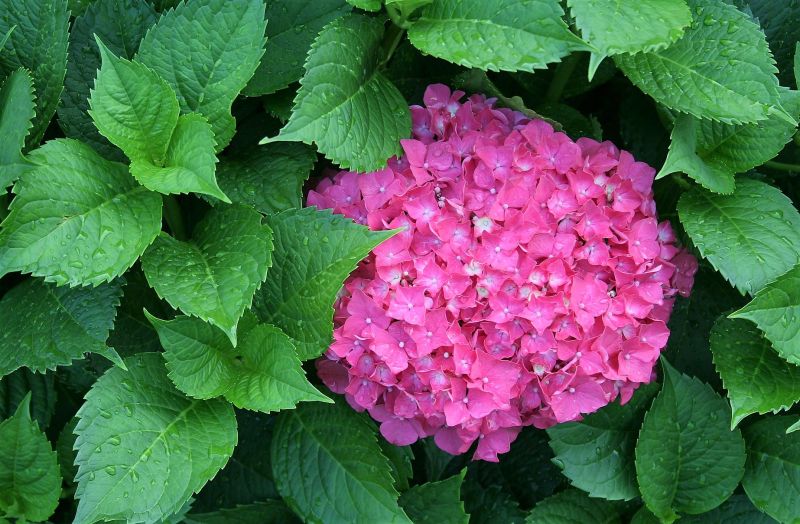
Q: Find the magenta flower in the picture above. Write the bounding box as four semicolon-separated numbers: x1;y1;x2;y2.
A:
311;84;697;461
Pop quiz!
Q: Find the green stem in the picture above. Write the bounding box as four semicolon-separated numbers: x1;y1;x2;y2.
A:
545;54;579;103
386;4;412;29
162;195;187;240
671;173;693;190
380;21;406;67
765;160;800;172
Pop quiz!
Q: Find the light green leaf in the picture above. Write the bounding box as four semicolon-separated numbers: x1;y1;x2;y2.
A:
615;0;787;124
347;0;382;11
244;0;351;96
385;0;433;17
58;0;158;159
253;207;396;360
130;113;229;202
399;471;469;524
264;14;410;172
0;368;56;430
547;382;658;501
136;0;267;150
146;313;331;412
525;488;622;523
635;361;745;522
184;501;300;524
271;401;412;524
213;143;316;214
711;316;800;428
142;205;272;345
0;277;123;378
678;178;800;295
731;264;800;365
568;0;691;75
0;139;163;286
89;39;180;165
407;0;588;73
658;90;800;193
0;394;61;522
73;353;237;524
0;0;69;145
742;416;800;523
0;68;34;188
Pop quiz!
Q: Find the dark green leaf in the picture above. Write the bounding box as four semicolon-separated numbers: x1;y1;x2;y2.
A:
399;470;469;524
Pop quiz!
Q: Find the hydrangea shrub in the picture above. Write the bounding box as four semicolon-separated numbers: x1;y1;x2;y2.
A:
0;0;799;522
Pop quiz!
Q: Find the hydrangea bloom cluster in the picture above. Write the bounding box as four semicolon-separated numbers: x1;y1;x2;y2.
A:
309;84;697;461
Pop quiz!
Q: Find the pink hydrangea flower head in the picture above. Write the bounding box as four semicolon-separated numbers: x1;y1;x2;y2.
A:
311;84;697;462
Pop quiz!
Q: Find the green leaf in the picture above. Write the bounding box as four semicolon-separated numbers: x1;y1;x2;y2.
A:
386;0;433;18
547;382;658;501
742;416;800;523
731;264;800;365
214;143;316;214
711;316;800;427
244;0;351;96
746;0;800;87
89;39;180;165
0;0;69;145
253;207;396;360
0;26;11;50
184;501;300;524
0;368;56;430
107;267;171;356
347;0;382;11
525;488;622;523
568;0;691;76
462;481;526;524
0;394;61;522
146;313;331;412
264;14;410;173
407;0;588;73
271;401;412;523
635;361;746;522
0;277;123;378
615;0;787;124
141;205;272;344
381;441;414;491
681;494;779;523
796;42;800;90
73;353;237;524
58;0;158;159
399;471;469;524
130;113;230;201
56;417;79;488
0;68;34;188
136;0;267;150
0;139;163;286
658;90;800;193
678;178;800;295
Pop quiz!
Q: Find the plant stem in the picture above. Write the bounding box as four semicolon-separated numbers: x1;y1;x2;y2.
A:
671;173;693;190
162;195;187;240
765;160;800;172
380;22;406;68
386;3;412;29
545;54;579;103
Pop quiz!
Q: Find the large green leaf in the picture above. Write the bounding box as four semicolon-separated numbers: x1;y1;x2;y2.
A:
253;207;396;360
0;0;69;145
682;494;779;523
214;143;316;214
678;178;800;295
0;394;61;522
146;313;331;412
136;0;267;150
525;489;622;523
0;139;163;286
73;353;237;524
742;416;800;523
0;68;34;188
711;316;800;427
635;362;746;522
244;0;352;96
746;0;800;87
0;277;123;378
399;471;469;524
547;383;658;501
129;113;230;202
141;205;272;345
271;401;412;523
407;0;587;73
658;90;800;193
568;0;691;77
58;0;158;159
0;368;56;430
89;40;180;165
615;0;787;124
184;501;300;524
731;264;800;365
264;14;410;172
